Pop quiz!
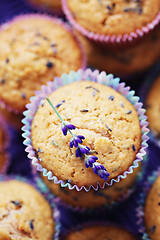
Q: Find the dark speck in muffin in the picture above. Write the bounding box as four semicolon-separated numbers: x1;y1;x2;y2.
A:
121;102;124;108
108;95;114;101
51;43;57;55
105;124;112;132
46;61;54;68
21;92;26;99
80;109;89;113
38;148;44;153
132;144;136;151
51;140;58;147
34;41;40;46
6;58;9;63
126;110;132;114
158;202;160;205
106;5;112;10
30;220;34;230
150;225;156;234
0;78;5;84
10;200;22;208
34;150;38;158
93;87;100;92
85;86;92;89
51;43;56;47
55;100;65;108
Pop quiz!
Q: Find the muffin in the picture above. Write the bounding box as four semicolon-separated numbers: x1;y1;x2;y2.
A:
0;118;9;173
0;14;85;114
0;179;54;240
144;175;160;240
26;0;62;13
31;80;141;188
78;25;160;75
63;225;136;240
0;105;23;130
62;0;160;43
145;76;160;139
43;165;140;209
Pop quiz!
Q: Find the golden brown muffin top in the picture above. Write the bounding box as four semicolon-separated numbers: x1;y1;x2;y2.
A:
64;225;136;240
145;176;160;240
67;0;160;35
0;180;54;240
31;81;141;187
146;76;160;138
0;15;83;113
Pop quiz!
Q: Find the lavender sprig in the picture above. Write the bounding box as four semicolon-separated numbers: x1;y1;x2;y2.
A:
46;98;110;180
70;135;85;148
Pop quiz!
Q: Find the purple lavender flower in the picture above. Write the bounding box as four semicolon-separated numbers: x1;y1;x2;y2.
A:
61;122;76;136
75;145;90;158
92;162;110;180
70;135;85;148
85;155;98;168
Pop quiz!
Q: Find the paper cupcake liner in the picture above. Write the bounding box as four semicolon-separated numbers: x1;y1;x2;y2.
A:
53;154;148;212
61;221;135;239
136;168;160;240
22;68;149;191
139;60;160;148
0;13;86;115
62;0;160;45
0;174;60;240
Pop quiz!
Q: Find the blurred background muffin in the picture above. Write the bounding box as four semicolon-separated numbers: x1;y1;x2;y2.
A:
62;0;160;44
0;117;10;173
77;25;160;77
63;225;137;240
144;175;160;240
0;179;55;239
25;0;62;14
145;75;160;140
0;14;85;129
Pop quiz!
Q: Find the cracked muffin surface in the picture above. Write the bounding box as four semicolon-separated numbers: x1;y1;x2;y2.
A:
66;0;160;35
0;15;83;113
31;81;141;187
0;180;54;240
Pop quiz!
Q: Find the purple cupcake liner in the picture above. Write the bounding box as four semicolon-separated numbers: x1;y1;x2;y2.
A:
22;68;149;192
136;168;160;240
62;0;160;45
0;174;60;240
139;60;160;148
52;154;148;212
0;13;86;115
61;221;136;239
